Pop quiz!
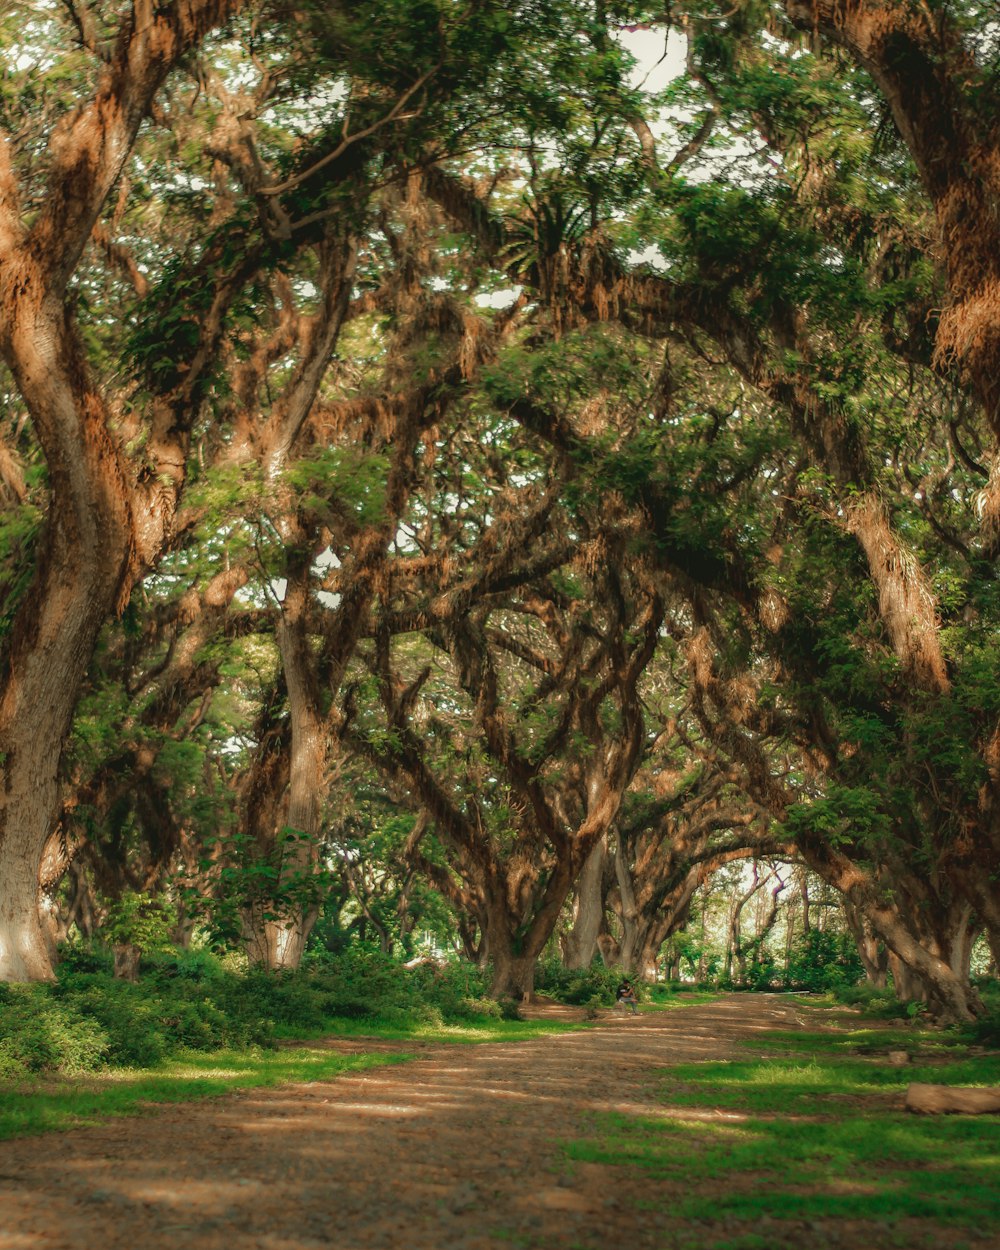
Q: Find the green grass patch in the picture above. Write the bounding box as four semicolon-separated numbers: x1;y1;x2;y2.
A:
0;1045;407;1140
645;987;719;1009
271;1014;589;1043
0;1010;594;1140
563;1002;1000;1242
739;1023;972;1059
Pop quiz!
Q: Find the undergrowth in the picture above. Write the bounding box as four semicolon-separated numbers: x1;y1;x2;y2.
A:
0;944;594;1139
0;944;524;1081
563;1001;1000;1249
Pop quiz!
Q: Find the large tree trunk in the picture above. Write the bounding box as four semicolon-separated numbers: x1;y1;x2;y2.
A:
242;558;327;971
608;834;645;973
561;834;608;969
843;898;888;988
0;310;133;980
0;0;249;981
488;949;538;1000
799;838;981;1022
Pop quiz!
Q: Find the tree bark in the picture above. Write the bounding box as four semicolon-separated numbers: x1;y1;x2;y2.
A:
0;0;247;980
561;834;608;969
798;836;980;1022
113;943;141;983
844;898;888;988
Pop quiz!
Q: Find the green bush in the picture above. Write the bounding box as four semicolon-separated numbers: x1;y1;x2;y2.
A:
0;944;545;1084
0;990;110;1075
57;942;113;975
534;957;625;1006
743;952;778;990
830;981;900;1017
53;962;275;1062
784;930;865;992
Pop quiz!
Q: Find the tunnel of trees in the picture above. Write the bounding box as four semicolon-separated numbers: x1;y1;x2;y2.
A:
1;0;999;1021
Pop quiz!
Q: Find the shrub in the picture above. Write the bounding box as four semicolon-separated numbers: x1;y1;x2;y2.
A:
0;944;550;1085
0;990;110;1074
534;957;624;1006
830;981;900;1016
458;996;503;1021
784;930;865;992
743;953;778;990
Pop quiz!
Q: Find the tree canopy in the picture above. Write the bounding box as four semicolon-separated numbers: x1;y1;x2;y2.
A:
1;0;999;1021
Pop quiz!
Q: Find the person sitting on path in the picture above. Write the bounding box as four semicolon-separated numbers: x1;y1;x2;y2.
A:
616;979;639;1016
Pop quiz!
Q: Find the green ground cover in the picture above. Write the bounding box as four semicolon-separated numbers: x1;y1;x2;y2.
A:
0;1014;591;1140
0;947;720;1140
0;938;613;1139
564;1004;1000;1249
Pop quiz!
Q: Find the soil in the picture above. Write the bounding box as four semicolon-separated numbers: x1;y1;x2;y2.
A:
0;994;977;1250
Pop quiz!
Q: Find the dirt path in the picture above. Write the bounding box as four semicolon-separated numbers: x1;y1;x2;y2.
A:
0;995;817;1250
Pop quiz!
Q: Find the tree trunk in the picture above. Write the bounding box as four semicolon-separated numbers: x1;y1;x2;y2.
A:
489;952;537;1000
487;925;537;1000
0;529;134;984
887;952;925;1005
561;834;607;969
799;837;980;1021
241;574;327;971
0;0;248;983
113;943;141;983
610;834;645;973
843;898;888;988
635;931;666;981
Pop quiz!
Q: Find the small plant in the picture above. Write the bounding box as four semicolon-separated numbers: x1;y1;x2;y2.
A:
102;890;177;981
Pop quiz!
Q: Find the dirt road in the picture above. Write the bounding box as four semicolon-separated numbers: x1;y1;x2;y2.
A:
0;996;824;1250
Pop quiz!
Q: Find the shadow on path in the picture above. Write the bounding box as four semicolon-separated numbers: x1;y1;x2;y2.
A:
0;994;810;1250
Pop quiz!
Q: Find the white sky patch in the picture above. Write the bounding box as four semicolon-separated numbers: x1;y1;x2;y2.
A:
615;25;687;94
616;25;771;188
315;546;341;609
475;285;523;309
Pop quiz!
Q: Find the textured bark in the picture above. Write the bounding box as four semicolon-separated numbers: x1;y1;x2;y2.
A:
113;943;141;983
845;494;949;693
0;1;246;981
906;1084;1000;1116
561;834;608;970
487;944;537;1001
242;597;327;970
784;0;1000;435
611;835;644;975
843;898;888;988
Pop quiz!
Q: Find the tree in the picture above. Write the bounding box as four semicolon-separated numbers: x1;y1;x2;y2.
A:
0;0;248;979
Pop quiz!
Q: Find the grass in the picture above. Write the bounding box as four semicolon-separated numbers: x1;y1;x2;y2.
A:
0;985;717;1141
0;1045;408;1140
0;1012;591;1140
563;1000;1000;1248
269;1014;587;1042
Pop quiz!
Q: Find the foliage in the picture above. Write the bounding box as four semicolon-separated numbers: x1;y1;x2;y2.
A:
102;890;176;953
784;929;866;993
534;955;632;1007
0;994;110;1078
2;0;998;1030
0;945;516;1080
